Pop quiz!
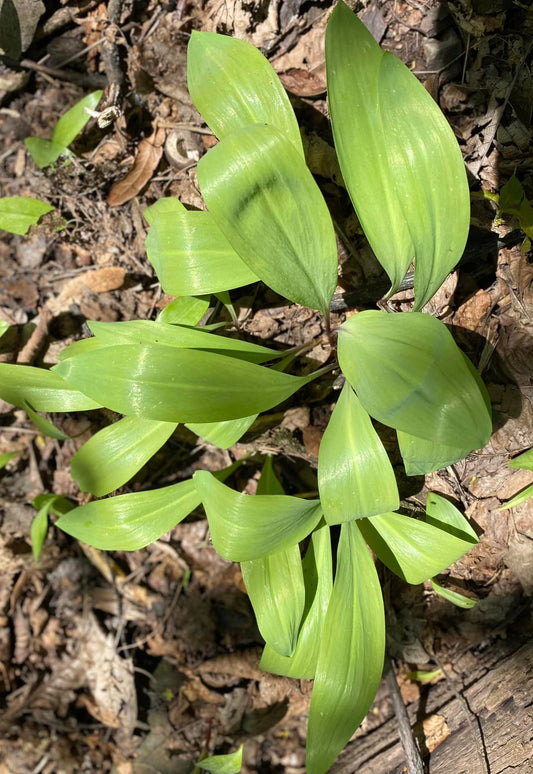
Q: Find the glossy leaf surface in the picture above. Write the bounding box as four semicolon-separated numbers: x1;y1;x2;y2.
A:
326;2;469;308
338;311;492;449
54;345;315;423
72;416;177;496
0;196;54;235
307;521;385;774
0;363;101;412
397;429;470;476
144;196;185;225
157;296;210;326
318;382;398;523
194;471;322;561
186;414;256;449
188;31;303;155
56;479;200;550
260;523;333;679
241;458;305;657
359;509;478;585
198;124;337;315
146;210;259;295
87;319;279;363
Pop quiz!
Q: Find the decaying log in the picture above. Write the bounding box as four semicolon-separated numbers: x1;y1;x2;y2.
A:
331;641;533;774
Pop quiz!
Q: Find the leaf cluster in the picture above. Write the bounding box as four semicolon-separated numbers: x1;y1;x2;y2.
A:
0;5;494;772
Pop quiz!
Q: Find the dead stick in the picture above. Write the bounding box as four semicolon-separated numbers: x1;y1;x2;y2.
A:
384;654;425;774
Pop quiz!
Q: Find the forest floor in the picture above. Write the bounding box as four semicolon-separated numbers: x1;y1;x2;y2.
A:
0;0;532;772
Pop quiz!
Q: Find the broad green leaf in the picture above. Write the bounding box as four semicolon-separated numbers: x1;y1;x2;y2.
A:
430;578;478;609
146;210;259;296
318;382;398;523
87;319;279;363
242;544;305;657
193;470;322;561
57;335;110;361
326;2;469;308
156;296;210;326
198;124;338;315
501;484;533;509
337;311;492;449
260;523;333;679
358;509;478;585
52;90;103;147
307;521;385;774
188;31;303;155
197;745;243;774
144;196;185;225
0;196;54;235
397;430;470;476
0;451;17;469
25;137;71;168
71;416;177;496
426;491;478;541
186;414;256;449
0;363;101;412
54;344;319;423
241;458;305;657
56;478;200;550
509;447;533;470
24;401;69;440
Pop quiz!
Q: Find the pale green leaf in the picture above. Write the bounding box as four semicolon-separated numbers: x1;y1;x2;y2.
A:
156;296;210;326
242;544;305;657
188;31;303;155
358;508;478;586
326;2;469;308
0;196;54;235
146;210;259;296
0;320;9;338
186;415;256;449
509;447;533;471
24;401;69;440
397;430;470;476
144;196;185;225
430;578;478;609
87;319;279;364
25;137;70;168
197;124;338;315
260;523;333;679
31;494;74;562
71;416;177;496
197;745;243;774
54;344;318;423
56;479;200;550
57;336;110;361
193;470;322;561
318;382;398;523
426;491;478;541
409;668;443;683
0;363;101;412
52;90;103;148
307;521;385;774
241;458;305;657
337;311;492;449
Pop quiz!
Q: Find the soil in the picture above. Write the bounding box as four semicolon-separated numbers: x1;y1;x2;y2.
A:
0;1;532;773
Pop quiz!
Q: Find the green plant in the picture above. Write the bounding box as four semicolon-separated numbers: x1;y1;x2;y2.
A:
25;90;102;168
0;196;54;234
482;174;533;253
0;3;492;771
501;448;533;508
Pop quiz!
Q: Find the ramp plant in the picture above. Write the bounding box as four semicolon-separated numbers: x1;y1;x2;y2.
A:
0;3;491;771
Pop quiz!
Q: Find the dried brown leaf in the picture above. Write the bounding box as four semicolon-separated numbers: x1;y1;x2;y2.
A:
108;127;166;206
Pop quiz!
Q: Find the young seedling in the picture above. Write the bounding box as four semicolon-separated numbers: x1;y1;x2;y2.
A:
0;4;492;771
